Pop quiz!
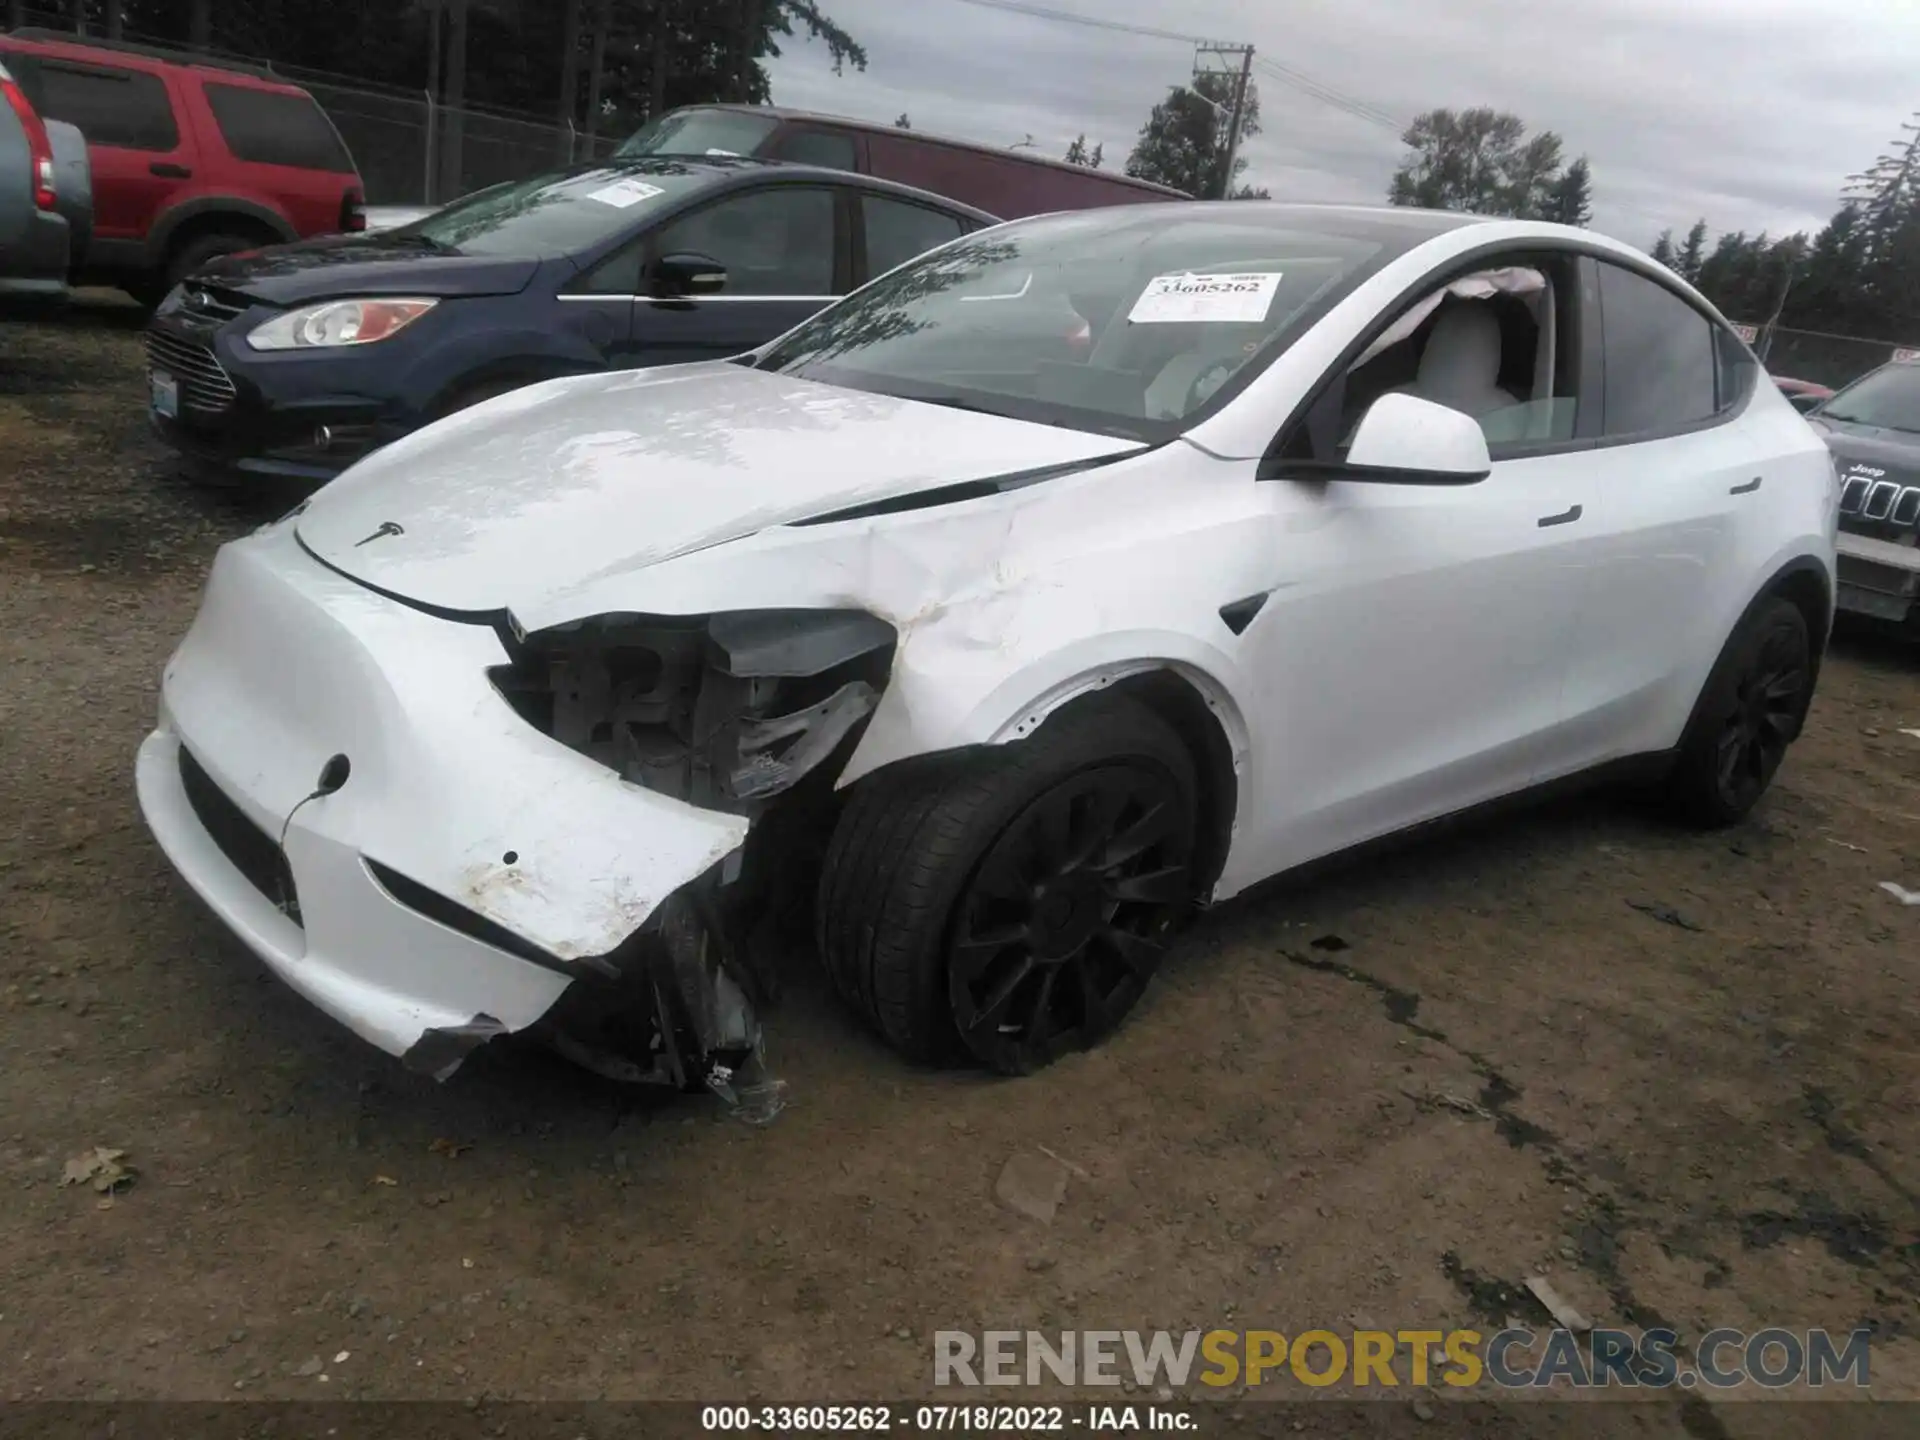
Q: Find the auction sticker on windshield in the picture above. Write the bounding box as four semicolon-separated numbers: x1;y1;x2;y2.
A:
587;178;666;208
1129;272;1282;325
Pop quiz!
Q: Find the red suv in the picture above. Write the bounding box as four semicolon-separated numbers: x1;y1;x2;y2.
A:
0;30;364;305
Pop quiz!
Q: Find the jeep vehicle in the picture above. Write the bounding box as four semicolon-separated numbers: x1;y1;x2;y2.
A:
1806;358;1920;632
0;29;365;305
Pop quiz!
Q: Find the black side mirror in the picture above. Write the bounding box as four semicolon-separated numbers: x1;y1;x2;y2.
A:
651;251;727;298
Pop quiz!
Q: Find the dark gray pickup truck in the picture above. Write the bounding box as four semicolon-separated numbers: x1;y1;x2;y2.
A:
1809;359;1920;632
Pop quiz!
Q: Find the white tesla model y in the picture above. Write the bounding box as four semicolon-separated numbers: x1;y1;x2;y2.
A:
136;203;1838;1085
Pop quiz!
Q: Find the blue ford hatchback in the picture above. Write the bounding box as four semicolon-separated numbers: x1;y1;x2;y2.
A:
144;156;996;482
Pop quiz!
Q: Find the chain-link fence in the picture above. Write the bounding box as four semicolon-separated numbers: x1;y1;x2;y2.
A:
296;78;621;206
6;9;622;206
1733;324;1920;390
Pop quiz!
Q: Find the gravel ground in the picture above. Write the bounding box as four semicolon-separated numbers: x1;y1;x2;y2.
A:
2;296;1918;1436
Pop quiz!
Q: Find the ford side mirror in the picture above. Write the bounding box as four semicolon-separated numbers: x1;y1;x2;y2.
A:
652;251;727;298
1264;393;1492;485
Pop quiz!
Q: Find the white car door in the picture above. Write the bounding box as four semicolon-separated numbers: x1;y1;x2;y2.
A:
1237;451;1590;880
1227;250;1599;883
1535;258;1770;774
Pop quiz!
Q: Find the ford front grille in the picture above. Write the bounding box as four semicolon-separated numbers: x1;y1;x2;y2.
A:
145;329;238;416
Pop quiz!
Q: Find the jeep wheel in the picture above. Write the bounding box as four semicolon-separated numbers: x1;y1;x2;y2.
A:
818;697;1199;1075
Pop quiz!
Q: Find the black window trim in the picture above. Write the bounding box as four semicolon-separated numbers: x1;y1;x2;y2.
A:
849;187;976;287
1266;235;1758;475
19;53;180;153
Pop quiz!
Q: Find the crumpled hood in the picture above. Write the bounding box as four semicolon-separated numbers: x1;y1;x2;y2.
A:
296;361;1144;617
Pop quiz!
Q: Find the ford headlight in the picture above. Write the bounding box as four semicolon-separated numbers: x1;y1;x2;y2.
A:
247;297;438;351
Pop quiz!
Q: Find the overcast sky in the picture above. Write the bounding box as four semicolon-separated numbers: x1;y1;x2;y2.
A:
764;0;1920;247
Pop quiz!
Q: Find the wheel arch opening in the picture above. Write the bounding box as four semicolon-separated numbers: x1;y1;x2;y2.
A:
1104;668;1239;897
1765;560;1833;683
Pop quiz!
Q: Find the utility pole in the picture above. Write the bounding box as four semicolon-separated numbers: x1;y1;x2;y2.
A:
1194;41;1255;199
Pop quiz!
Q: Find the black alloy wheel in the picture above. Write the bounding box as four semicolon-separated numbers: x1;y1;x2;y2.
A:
1665;595;1813;827
1711;618;1809;814
947;763;1193;1074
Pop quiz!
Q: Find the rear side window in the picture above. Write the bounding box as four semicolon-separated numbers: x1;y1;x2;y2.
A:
773;126;857;172
18;58;178;151
1595;261;1717;436
862;194;966;278
203;83;355;173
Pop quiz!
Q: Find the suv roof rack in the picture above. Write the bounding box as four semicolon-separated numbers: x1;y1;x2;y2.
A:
3;27;281;81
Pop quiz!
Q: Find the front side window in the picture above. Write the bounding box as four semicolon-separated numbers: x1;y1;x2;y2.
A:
650;187;836;296
203;83;355;172
614;107;779;160
1316;256;1584;458
1595;262;1717;436
756;209;1390;440
1814;361;1920;433
22;59;177;151
862;195;967;279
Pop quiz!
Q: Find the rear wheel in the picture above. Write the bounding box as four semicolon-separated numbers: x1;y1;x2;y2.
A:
818;696;1199;1075
1664;596;1812;826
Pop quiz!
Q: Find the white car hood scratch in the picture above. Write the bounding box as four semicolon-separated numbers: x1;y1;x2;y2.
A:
296;360;1145;616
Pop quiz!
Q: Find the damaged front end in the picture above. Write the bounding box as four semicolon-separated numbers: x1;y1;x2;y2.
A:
487;608;897;1105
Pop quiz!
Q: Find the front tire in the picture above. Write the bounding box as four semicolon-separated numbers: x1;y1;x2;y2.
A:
1664;596;1812;827
818;697;1199;1075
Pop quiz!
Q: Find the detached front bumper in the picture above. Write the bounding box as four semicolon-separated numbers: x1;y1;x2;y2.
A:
134;520;750;1075
1835;530;1920;627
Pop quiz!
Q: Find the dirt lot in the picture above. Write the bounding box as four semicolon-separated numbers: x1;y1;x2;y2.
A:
2;297;1918;1434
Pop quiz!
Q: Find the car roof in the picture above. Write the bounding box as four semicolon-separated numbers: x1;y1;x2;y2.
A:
0;29;312;94
993;199;1489;241
560;155;1003;224
686;103;1191;200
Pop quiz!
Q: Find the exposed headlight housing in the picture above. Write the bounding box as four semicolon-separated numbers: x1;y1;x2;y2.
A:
490;609;896;812
247;297;438;351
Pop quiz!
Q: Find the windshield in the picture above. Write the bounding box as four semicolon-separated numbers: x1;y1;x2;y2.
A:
391;162;714;258
754;209;1388;439
1817;362;1920;432
615;107;779;160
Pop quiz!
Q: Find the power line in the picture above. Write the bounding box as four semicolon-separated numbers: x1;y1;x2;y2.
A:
950;0;1234;48
948;0;1404;140
1254;58;1403;134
